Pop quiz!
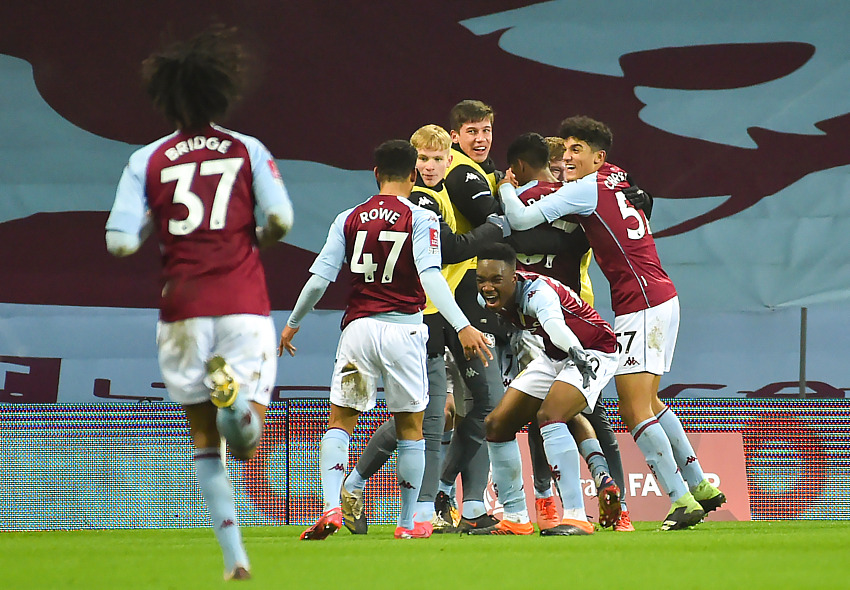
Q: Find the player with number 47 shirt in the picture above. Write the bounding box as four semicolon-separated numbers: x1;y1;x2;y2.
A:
279;140;491;541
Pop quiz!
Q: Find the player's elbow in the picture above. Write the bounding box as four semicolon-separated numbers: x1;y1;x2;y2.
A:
509;214;538;232
105;230;141;257
265;214;291;242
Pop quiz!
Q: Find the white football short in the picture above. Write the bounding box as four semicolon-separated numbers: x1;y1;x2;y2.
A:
156;314;278;407
503;330;545;384
508;349;618;412
613;296;680;376
330;317;429;413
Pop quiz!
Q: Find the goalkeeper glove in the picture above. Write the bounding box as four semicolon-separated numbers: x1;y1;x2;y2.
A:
622;185;654;219
568;347;597;389
486;214;512;238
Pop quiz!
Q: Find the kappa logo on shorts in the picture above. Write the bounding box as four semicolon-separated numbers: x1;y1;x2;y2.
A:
465;367;479;378
623;356;639;367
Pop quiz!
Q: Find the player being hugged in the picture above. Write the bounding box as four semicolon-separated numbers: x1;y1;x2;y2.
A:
498;116;725;530
469;243;618;536
105;25;294;581
279;140;491;541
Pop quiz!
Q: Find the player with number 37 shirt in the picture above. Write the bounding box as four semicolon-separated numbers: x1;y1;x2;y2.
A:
110;125;291;321
105;27;294;581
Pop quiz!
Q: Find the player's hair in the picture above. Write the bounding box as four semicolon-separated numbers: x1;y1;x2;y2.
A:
410;124;452;152
557;116;613;153
449;100;495;132
506;132;550;169
374;140;417;182
545;136;566;161
142;24;246;131
477;242;517;267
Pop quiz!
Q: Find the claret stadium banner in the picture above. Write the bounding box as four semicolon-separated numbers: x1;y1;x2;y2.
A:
0;1;849;525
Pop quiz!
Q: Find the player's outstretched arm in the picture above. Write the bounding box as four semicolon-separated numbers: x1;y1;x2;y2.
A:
498;181;548;231
440;216;507;265
278;274;331;357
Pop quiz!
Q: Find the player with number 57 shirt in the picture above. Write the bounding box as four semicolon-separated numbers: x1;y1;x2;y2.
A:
498;116;726;531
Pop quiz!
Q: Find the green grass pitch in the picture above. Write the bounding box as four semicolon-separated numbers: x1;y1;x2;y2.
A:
2;521;848;589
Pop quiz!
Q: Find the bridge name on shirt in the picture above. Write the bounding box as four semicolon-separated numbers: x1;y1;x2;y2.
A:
359;207;400;225
165;136;233;162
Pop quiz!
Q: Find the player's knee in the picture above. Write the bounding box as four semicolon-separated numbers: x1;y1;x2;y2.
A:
484;412;508;441
536;406;557;427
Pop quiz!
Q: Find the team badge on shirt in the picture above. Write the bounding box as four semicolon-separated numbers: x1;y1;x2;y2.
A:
267;159;282;180
429;227;439;254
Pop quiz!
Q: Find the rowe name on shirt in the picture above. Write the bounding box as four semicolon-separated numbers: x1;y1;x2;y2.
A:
358;206;401;225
